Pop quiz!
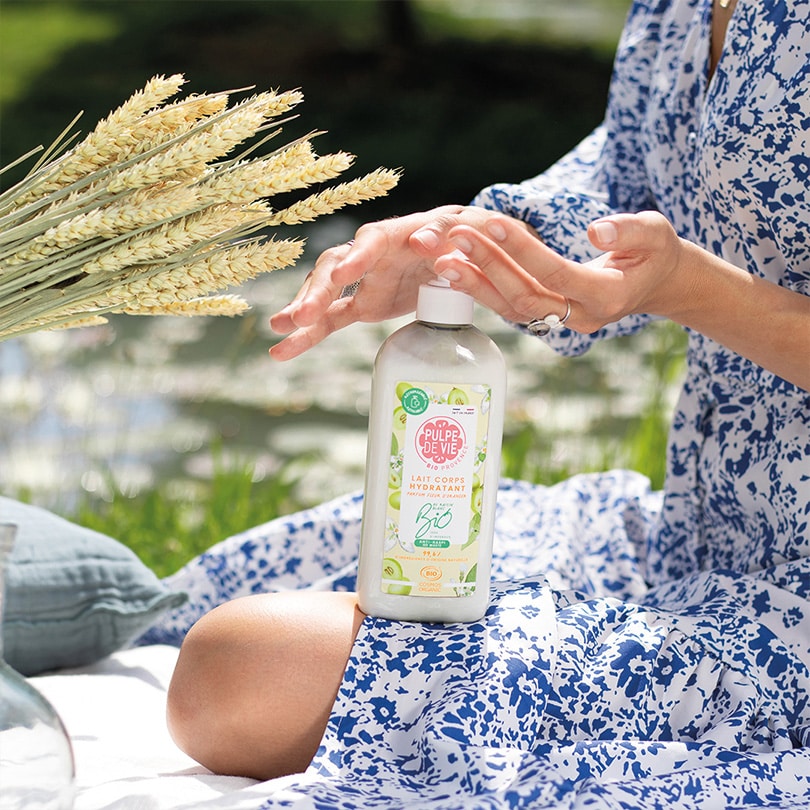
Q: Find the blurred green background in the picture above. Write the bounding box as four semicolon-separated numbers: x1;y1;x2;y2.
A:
0;0;625;213
1;1;687;576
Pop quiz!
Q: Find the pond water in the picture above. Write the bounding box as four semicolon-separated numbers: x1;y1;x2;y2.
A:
0;216;681;512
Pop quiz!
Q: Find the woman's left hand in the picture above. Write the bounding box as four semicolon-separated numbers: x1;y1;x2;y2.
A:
434;210;687;333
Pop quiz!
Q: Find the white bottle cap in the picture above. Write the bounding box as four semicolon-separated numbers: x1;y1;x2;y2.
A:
416;277;474;325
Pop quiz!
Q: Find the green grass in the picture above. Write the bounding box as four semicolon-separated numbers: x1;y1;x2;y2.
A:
71;452;309;578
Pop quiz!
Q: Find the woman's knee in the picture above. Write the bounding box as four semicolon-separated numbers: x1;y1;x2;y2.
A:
166;590;364;780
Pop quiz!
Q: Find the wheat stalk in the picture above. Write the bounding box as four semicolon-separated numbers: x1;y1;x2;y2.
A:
268;168;401;225
19;74;188;204
0;74;400;342
5;184;200;264
124;295;249;318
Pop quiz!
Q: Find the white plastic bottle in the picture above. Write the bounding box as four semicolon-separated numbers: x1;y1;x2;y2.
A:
357;278;506;622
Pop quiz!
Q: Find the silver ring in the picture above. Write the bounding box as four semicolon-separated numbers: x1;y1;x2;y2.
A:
524;298;571;336
340;280;361;298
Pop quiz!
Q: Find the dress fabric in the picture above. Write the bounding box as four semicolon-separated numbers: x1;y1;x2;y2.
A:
140;0;810;807
474;0;810;587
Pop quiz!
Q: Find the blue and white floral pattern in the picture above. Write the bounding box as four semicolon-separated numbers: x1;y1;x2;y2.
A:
474;0;810;587
143;480;810;807
141;0;810;806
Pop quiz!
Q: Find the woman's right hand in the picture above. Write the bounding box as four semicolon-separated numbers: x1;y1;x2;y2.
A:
268;205;503;360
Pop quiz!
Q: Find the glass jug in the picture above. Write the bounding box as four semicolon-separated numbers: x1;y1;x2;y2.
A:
0;522;75;810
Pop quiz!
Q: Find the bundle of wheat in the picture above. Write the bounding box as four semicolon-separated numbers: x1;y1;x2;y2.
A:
0;73;399;340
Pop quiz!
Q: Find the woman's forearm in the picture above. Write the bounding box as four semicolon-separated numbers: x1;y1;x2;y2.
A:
672;240;810;391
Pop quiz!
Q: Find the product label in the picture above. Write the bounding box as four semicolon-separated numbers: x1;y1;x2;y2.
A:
382;380;492;598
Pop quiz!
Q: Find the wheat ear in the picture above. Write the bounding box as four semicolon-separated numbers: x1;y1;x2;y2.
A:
268;168;401;225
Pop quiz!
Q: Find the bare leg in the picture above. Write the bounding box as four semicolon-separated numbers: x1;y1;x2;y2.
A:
166;590;365;780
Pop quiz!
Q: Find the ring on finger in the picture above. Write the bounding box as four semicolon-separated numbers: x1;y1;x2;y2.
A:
524;298;572;336
340;279;361;298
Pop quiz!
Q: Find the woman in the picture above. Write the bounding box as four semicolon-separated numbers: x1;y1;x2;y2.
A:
154;0;810;806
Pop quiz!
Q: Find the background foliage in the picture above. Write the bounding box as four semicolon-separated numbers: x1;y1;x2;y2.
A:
0;0;620;214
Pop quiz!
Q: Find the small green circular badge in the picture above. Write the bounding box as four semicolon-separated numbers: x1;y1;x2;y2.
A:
401;387;429;415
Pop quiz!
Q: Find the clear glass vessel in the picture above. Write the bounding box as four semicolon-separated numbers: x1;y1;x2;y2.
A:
0;523;76;810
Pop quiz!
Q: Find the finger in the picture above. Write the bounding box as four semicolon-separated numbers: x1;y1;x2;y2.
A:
434;251;569;330
444;224;570;323
586;211;682;320
432;250;520;320
270;241;357;334
451;217;625;318
268;272;316;335
269;298;357;361
410;205;491;256
476;215;573;292
588;210;672;254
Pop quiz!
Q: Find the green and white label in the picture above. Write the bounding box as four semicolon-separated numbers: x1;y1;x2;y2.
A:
383;380;492;598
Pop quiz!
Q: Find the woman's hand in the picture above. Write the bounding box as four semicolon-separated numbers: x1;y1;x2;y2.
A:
435;210;687;332
439;211;810;391
268;205;512;360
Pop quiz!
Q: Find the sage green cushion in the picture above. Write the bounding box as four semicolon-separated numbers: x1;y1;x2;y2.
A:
1;497;187;676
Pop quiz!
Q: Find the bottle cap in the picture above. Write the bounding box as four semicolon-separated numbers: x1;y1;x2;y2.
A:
416;277;474;325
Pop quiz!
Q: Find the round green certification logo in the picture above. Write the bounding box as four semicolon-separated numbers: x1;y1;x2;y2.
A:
401;387;429;415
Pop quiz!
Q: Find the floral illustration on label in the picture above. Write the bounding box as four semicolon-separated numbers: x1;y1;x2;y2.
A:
383;380;491;598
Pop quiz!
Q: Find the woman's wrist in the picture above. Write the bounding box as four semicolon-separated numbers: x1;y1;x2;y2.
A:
657;237;719;325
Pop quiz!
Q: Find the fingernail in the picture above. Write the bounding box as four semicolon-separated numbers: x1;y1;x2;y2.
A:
450;235;473;254
485;220;508;241
592;221;618;246
439;268;461;282
413;229;440;250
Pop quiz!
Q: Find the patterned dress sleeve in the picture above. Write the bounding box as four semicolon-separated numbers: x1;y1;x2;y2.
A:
472;0;665;356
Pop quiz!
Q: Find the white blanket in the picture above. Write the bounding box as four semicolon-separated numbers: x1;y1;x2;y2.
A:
31;645;288;810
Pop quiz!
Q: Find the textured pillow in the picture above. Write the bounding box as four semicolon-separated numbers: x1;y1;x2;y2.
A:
0;497;187;676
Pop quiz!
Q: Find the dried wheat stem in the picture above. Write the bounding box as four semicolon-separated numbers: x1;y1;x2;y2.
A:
5;184;200;264
106;100;270;193
0;313;106;339
48;315;109;331
25;75;186;201
80;205;258;275
111;238;304;308
257;89;305;119
268;167;402;225
125;93;230;157
198;147;355;204
263;151;355;195
196;140;314;203
0;74;400;341
124;294;249;317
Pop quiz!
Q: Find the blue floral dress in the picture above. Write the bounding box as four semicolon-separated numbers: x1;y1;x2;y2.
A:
142;0;810;806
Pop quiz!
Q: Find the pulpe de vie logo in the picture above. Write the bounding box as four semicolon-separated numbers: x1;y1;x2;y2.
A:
415;417;466;466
